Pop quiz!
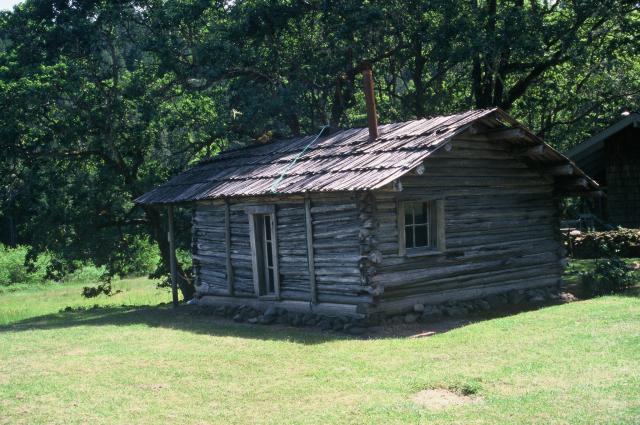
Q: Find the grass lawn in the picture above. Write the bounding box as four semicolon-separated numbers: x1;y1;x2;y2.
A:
0;278;170;326
1;271;639;424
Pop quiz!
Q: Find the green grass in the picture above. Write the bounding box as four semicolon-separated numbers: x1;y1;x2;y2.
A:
563;257;640;284
0;278;170;326
0;272;639;424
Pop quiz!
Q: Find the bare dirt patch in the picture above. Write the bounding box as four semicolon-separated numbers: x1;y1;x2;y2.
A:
138;383;169;391
411;388;482;410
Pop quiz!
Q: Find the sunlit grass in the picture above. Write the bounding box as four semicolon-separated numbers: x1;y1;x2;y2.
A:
0;278;170;326
0;272;639;424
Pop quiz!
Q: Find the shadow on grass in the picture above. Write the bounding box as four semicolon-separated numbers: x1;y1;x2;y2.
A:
3;289;637;343
0;304;347;344
0;303;487;342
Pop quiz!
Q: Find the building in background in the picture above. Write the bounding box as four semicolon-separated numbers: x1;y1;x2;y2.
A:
567;113;640;228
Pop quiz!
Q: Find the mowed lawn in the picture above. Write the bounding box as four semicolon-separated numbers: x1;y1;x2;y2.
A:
0;278;639;424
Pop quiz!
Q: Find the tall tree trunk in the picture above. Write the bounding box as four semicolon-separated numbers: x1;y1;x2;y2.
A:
412;36;426;117
142;205;195;301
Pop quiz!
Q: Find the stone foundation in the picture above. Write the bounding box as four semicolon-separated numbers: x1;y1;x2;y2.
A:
191;286;563;335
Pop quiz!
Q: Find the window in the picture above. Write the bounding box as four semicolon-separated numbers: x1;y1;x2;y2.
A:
257;214;276;295
247;206;280;298
398;199;445;256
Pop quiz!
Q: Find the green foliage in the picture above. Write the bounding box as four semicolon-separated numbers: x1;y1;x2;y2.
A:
0;244;52;287
567;228;640;259
155;248;192;290
81;281;118;298
64;262;108;285
0;0;639;298
581;255;637;297
109;235;161;278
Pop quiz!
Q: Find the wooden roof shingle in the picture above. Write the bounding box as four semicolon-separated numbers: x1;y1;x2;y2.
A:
135;108;597;205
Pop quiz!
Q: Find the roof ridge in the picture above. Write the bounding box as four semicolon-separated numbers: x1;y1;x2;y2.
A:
138;108;544;204
194;108;498;166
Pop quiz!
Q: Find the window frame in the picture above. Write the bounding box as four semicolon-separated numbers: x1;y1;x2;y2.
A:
397;198;446;257
246;205;280;299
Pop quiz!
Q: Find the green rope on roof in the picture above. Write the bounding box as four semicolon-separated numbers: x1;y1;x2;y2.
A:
270;125;330;194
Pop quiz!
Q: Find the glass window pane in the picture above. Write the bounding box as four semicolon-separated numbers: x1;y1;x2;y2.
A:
264;215;271;240
413;202;426;224
415;224;429;247
267;268;275;293
404;203;414;226
404;226;413;248
266;241;273;267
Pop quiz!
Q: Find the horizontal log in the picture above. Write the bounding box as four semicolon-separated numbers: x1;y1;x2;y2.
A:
545;164;573;176
400;175;551;188
310;203;357;214
418;167;540;178
374;251;559;287
468;127;527;142
367;275;560;316
424;158;529;169
198;295;365;317
382;263;562;296
556;177;588;189
449;138;512;151
516;144;545;157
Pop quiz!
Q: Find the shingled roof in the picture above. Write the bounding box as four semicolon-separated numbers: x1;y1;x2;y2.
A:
135;108;598;205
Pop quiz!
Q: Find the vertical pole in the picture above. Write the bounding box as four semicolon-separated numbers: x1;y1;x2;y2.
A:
304;196;317;304
362;65;378;140
167;206;179;308
224;199;234;295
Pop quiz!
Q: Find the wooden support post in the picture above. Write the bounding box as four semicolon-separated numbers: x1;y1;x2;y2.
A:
224;199;234;295
436;199;446;251
304;196;317;304
167;206;179;308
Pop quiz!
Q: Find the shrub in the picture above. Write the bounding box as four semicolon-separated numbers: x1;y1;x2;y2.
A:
64;262;109;284
110;235;161;278
82;281;117;298
566;228;640;259
0;244;52;287
581;255;637;297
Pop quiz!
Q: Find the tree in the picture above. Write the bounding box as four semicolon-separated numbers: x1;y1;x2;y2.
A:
1;0;638;300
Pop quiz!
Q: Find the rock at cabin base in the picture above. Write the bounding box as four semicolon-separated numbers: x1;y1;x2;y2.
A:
486;294;508;308
413;303;425;312
508;290;526;305
303;313;316;326
404;313;419;324
318;319;332;331
347;326;366;335
263;305;278;318
331;319;344;331
259;315;276;325
548;292;560;300
443;306;468;317
529;295;545;303
476;299;491;311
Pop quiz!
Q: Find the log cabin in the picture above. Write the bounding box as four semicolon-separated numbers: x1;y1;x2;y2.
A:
567;113;640;228
136;73;598;318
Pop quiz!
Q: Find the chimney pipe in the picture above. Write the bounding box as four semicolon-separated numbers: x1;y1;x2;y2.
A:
362;65;378;140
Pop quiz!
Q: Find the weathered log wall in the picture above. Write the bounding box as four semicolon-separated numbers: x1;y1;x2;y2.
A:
192;136;566;317
192;193;369;308
369;137;565;314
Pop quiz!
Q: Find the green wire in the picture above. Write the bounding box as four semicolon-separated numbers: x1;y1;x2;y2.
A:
270;125;330;194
